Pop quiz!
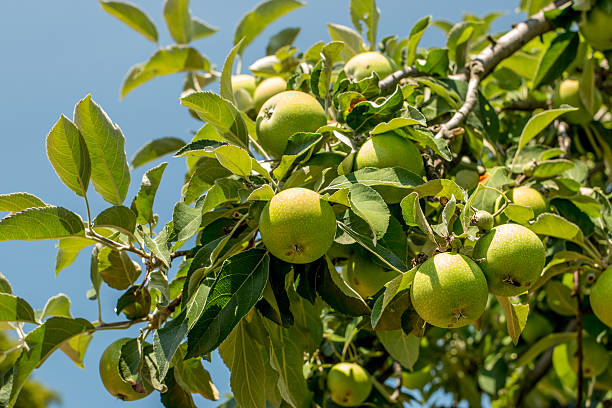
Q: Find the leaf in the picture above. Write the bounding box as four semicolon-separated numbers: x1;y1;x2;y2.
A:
447;21;477;68
247;185;275;201
412;178;465;201
220;40;244;104
403;16;430;66
186;250;270;358
0;206;84;241
163;0;191;44
132;162;168;225
532;31;578;88
99;1;158;42
496;296;529;345
266;27;300;55
545;281;576;316
0;193;48;213
161;368;196;407
513;106;577;163
376;330;420;370
346;86;404;131
182;158;232;205
146;225;172;267
528;213;584;244
175;139;228;158
45;115;91;197
98;248;141;290
173;202;202;242
515;332;576;366
348;183;389;240
0;273;12;294
0;317;94;408
532;159;575;178
131;137;185;169
326;167;423;191
328;23;364;60
74;95;131;205
504;204;534;224
273;133;323;181
191;17;218;40
94;205;136;235
370;271;414;328
180;92;249;148
350;0;380;48
174;346;219;401
400;192;437;244
234;0;305;55
214;145;252;178
59;332;93;369
121;46;211;98
314;257;370;316
218;320;266;408
0;293;37;323
40;294;72;321
580;57;596;114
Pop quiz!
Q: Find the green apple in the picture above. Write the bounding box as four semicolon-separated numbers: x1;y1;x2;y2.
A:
590;266;612;328
259;187;336;264
231;74;256;95
256;90;327;158
344;254;400;298
511;186;547;217
327;363;372;407
99;338;152;401
473;223;545;296
253;76;287;113
410;252;488;328
554;79;602;125
472;210;494;232
567;337;609;377
344;51;395;82
579;2;612;50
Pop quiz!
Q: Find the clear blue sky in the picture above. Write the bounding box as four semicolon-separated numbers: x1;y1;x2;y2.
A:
0;1;522;406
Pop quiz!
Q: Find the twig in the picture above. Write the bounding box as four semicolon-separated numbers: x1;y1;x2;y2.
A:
573;269;584;408
502;99;550;112
556;120;570;156
378;66;426;94
390;361;403;401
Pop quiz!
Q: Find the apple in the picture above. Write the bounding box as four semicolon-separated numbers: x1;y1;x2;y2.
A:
327;362;372;407
253;76;287;113
579;2;612;50
344;51;395;82
343;253;399;298
99;338;152;401
554;79;602;125
511;186;547;217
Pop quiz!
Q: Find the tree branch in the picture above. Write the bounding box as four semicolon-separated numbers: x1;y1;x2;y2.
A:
573;269;584;408
379;66;425;93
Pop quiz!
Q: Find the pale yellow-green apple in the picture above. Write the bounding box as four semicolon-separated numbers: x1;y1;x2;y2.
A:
253;76;287;113
511;186;547;217
590;266;612;328
344;51;394;82
554;79;602;125
567;337;609;377
327;363;372;407
455;169;480;191
410;253;488;328
473;223;545;296
579;2;612;50
99;338;152;401
343;254;399;298
521;313;554;344
259;188;336;263
231;74;257;112
256;90;326;158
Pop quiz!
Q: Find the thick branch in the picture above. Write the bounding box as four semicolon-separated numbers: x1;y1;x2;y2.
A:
379;66;425;93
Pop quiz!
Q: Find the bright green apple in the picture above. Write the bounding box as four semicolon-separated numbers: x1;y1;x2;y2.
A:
511;186;547;217
344;51;395;82
253;76;287;113
343;254;399;298
590;266;612;328
327;363;372;407
555;79;602;125
99;338;152;401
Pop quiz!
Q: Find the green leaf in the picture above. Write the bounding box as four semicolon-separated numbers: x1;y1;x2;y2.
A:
94;205;136;235
400;192;437;244
376;330;420;370
327;23;364;60
515;332;576;366
146;224;172;267
191;17;218;40
234;0;305;55
0;293;37;323
532;31;578;88
163;0;191;44
161;367;196;407
346;86;404;131
528;213;584;244
180;92;249;148
531;159;575;179
173;202;202;242
220;40;244;104
348;183;389;239
247;185;275;201
315;257;371;316
371;271;414;328
266;27;300;55
182;158;232;205
273;133;323;181
186;250;270;358
40;294;72;321
0;193;48;213
74;95;131;205
132;162;168;225
98;247;141;290
99;1;158;42
580;57;596;114
370;116;425;135
446;21;477;68
0;207;84;241
59;332;93;369
131;138;185;169
545;281;576;316
403;16;430;66
412;178;465;201
121;46;211;98
174;347;219;401
214;145;252;178
326;167;424;191
350;0;379;48
175;139;228;158
0;272;13;294
417;48;449;76
200;178;246;214
504;204;534;224
400;127;452;161
45;115;91;197
496;296;529;345
0;318;94;407
552;343;577;391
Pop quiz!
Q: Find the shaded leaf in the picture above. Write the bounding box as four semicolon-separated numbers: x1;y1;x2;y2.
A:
40;294;72;321
532;31;578;88
348;183;389;239
132;162;168;225
376;330;420;370
496;296;529;345
131;138;185;169
0;293;37;323
94;205;136;235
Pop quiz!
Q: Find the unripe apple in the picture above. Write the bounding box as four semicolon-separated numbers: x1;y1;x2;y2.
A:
327;363;372;407
554;79;602;125
256;90;326;158
579;2;612;50
590;266;612;328
259;188;336;264
410;252;488;328
567;337;609;377
473;223;545;296
253;76;287;113
511;186;547;217
99;338;152;401
231;74;256;95
343;254;399;298
472;210;494;232
344;51;394;82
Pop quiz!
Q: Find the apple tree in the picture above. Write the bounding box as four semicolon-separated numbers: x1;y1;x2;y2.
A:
0;0;611;407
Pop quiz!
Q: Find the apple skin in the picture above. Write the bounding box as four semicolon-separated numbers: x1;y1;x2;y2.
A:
327;363;372;407
253;76;287;113
580;3;612;51
473;210;494;232
256;90;327;158
344;51;395;82
259;188;336;264
511;186;547;217
343;254;399;298
473;223;545;296
231;74;256;95
590;266;612;328
554;79;602;125
99;338;152;401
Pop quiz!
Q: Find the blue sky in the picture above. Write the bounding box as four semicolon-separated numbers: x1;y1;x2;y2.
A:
0;1;522;406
